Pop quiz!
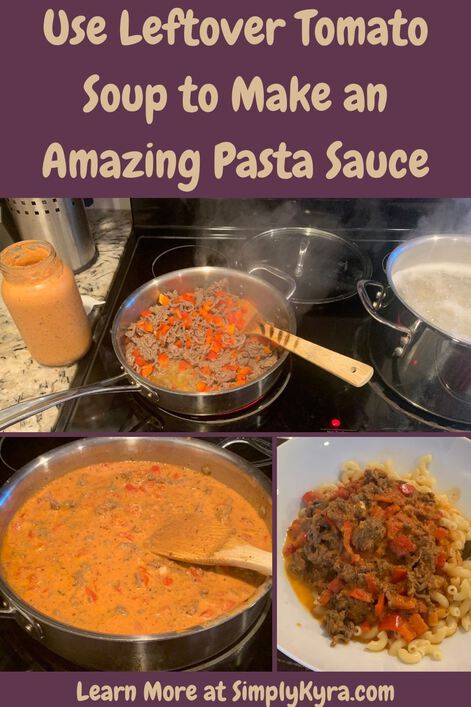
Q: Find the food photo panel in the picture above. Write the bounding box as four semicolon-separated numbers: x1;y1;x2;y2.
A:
1;198;471;434
0;435;273;671
277;435;471;671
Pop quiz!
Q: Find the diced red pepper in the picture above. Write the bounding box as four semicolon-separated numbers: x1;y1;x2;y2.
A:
318;589;332;605
379;613;403;632
383;503;401;518
389;534;417;557
436;551;447;569
163;576;173;587
85;586;97;602
397;621;417;643
118;532;135;541
342;521;361;563
375;592;386;617
283;531;307;556
133;353;147;367
199;608;214;619
327;577;344;594
390;567;408;583
399;483;416;496
388;594;418;611
158;352;169;368
408;613;429;637
330;486;349;500
349;588;373;603
138;566;150;587
125;483;139;492
435;527;449;542
365;574;379;595
302;490;321;505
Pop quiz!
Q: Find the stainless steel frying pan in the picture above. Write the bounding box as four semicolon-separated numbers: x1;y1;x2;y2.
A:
0;267;296;430
0;436;272;670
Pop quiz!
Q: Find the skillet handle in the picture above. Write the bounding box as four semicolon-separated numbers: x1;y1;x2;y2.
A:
218;437;272;468
0;373;137;431
0;603;16;620
0;597;44;640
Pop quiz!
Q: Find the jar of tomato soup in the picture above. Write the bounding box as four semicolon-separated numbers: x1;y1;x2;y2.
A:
0;240;92;366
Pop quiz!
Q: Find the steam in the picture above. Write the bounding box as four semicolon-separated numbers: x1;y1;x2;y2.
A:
414;198;471;235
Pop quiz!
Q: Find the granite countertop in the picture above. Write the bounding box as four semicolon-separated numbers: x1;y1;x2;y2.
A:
0;210;132;432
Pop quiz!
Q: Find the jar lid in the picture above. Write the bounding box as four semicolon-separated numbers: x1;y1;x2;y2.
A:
241;227;372;304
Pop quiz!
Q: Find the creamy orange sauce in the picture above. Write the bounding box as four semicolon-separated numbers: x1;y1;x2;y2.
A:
0;241;91;366
284;558;314;613
1;460;271;635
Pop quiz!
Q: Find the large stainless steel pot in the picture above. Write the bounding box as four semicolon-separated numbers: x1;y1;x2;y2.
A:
0;266;296;430
358;235;471;423
359;234;471;352
0;436;272;670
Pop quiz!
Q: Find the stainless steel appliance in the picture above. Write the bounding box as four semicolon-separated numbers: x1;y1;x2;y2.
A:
5;198;96;273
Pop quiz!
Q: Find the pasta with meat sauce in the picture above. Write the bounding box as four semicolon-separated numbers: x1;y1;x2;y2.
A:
1;460;271;635
283;455;471;664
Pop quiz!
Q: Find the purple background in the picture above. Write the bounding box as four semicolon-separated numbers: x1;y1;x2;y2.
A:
0;672;467;705
0;1;470;196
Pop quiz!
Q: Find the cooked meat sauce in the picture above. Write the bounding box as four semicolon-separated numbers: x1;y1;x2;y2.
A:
125;279;278;392
1;461;271;635
284;469;453;647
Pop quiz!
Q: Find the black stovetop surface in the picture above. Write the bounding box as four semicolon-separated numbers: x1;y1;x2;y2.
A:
0;435;272;671
51;222;471;433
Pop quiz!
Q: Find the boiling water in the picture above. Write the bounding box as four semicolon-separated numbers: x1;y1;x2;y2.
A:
394;263;471;342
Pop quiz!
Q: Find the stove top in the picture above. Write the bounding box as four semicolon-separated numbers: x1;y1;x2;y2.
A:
0;435;272;671
53;218;470;432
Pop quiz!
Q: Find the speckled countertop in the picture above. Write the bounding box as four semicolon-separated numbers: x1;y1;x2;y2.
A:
0;210;132;432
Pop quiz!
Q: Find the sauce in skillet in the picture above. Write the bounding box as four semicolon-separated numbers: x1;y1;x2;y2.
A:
1;461;271;635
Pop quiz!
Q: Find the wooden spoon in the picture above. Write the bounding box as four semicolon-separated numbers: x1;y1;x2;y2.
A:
147;512;272;576
241;300;373;388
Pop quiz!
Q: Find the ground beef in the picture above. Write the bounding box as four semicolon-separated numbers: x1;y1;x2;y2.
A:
124;279;279;392
351;518;385;553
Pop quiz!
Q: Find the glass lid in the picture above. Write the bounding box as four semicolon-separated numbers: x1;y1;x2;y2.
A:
241;227;371;304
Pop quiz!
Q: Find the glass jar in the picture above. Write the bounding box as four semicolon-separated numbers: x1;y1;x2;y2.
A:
0;240;92;366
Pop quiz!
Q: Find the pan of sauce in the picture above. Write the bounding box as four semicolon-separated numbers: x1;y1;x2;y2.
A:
0;436;272;670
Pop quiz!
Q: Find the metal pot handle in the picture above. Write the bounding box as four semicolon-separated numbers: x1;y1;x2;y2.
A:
247;264;297;300
0;373;138;431
357;279;412;342
0;603;16;620
0;597;44;640
218;437;272;468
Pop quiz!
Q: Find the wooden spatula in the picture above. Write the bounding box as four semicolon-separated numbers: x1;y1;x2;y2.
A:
147;513;272;576
241;300;373;388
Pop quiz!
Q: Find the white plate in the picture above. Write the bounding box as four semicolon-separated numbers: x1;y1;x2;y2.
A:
277;436;471;672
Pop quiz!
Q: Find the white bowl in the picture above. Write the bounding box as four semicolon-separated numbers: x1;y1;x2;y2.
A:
277;436;471;672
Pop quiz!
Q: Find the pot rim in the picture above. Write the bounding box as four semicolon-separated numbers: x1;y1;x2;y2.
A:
386;234;471;348
0;436;272;643
111;265;296;398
